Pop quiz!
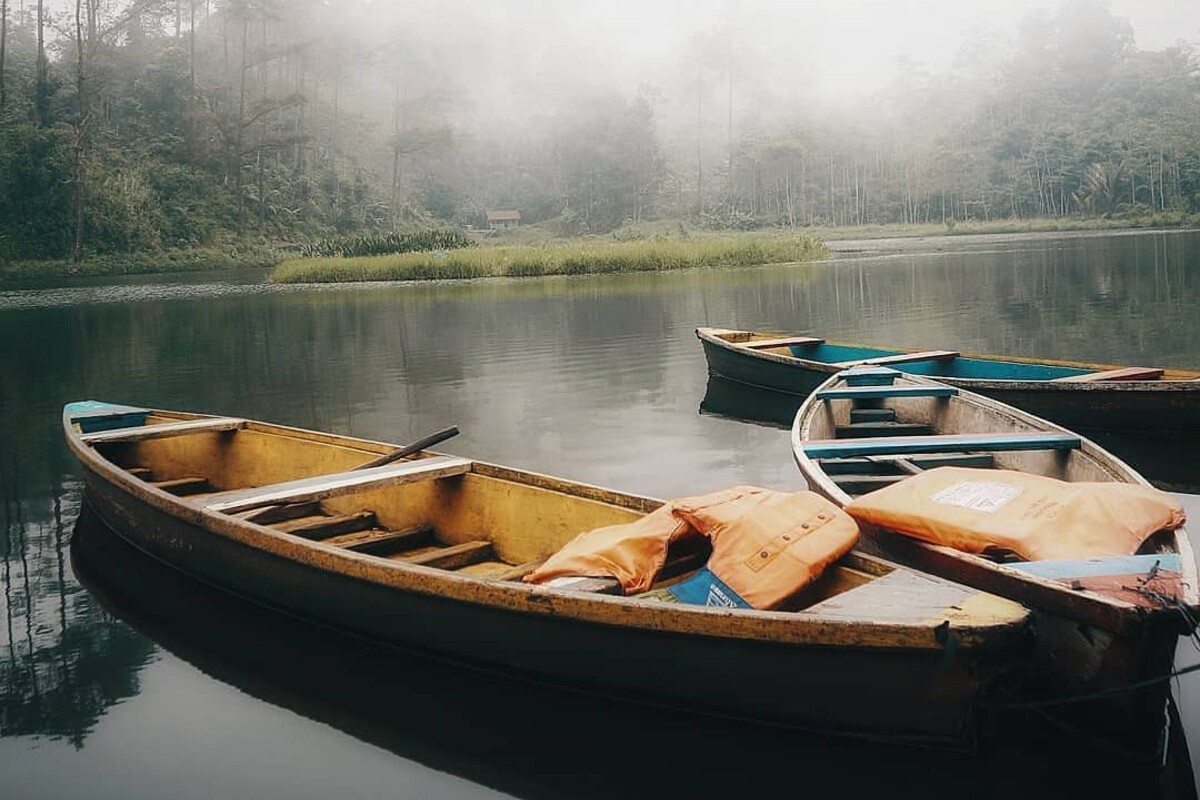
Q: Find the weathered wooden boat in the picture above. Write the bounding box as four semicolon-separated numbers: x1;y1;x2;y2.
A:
790;368;1199;754
697;326;1200;434
63;400;1032;748
69;506;1200;799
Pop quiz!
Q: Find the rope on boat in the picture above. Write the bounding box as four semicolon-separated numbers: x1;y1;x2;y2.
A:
978;661;1200;711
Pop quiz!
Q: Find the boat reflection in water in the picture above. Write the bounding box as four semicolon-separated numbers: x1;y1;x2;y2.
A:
71;506;1197;799
700;375;1200;495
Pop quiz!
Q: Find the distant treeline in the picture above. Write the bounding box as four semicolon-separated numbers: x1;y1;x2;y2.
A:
0;1;1197;265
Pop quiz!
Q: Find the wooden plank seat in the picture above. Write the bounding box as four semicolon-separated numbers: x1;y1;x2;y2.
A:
831;474;911;492
835;422;932;439
83;417;245;445
272;511;379;540
1008;553;1182;580
802;431;1081;460
850;408;897;423
819;453;996;475
834;350;959;368
743;335;824;350
843;367;900;387
396;540;494;570
151;477;211;496
816;385;959;401
203;455;473;515
1054;367;1165;383
326;524;434;554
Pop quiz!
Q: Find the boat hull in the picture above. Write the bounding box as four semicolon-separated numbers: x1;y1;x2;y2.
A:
699;333;1200;434
80;466;1009;749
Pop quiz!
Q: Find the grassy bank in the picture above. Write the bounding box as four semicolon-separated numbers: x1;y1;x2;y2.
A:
0;245;283;282
269;236;827;284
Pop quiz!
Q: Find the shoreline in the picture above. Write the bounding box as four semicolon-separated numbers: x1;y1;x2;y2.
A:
3;218;1197;284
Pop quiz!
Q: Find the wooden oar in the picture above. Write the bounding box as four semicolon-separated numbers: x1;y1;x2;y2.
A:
238;425;460;525
354;426;459;471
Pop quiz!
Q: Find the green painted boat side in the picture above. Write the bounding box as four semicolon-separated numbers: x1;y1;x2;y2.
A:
697;327;1200;434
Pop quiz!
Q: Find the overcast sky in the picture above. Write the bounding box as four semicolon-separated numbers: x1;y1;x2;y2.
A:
34;0;1200;103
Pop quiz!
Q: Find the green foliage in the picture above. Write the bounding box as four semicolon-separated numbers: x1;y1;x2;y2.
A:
270;235;826;284
297;230;476;258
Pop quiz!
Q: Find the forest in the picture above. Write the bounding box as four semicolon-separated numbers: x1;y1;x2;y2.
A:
0;0;1197;265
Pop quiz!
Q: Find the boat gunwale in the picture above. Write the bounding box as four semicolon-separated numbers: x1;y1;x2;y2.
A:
64;407;1029;652
788;370;1200;636
696;327;1200;391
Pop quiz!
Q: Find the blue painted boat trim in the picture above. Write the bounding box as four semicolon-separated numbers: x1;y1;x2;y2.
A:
64;400;151;434
841;367;899;387
803;431;1081;459
816;385;958;400
799;343;1091;380
1009;554;1182;579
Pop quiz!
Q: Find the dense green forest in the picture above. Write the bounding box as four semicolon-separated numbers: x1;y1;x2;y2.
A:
0;0;1197;265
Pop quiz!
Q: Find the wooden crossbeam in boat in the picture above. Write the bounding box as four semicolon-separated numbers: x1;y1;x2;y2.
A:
816;385;958;401
831;474;910;492
850;408;897;423
273;511;378;540
327;524;434;554
488;560;547;582
1053;366;1165;383
151;477;210;496
126;467;153;480
834;350;959;368
802;431;1081;460
742;335;824;350
835;422;932;439
236;501;321;525
842;367;899;387
398;540;494;570
82;417;245;445
203;455;473;515
819;453;996;475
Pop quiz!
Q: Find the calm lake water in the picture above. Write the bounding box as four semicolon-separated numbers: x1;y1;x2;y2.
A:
2;229;1199;799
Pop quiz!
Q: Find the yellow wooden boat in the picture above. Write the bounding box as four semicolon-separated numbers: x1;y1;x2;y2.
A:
63;400;1031;748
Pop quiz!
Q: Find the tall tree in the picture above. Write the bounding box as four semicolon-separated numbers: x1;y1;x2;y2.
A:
35;0;46;125
71;0;86;262
0;0;8;111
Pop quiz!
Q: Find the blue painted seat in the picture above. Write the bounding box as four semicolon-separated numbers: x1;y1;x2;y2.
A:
802;431;1081;459
840;366;899;387
816;385;958;401
1009;553;1181;579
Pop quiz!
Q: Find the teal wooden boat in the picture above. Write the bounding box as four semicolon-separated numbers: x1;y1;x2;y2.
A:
790;366;1199;756
697;327;1200;434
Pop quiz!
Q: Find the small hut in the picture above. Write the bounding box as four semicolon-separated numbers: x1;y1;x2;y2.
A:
485;209;521;230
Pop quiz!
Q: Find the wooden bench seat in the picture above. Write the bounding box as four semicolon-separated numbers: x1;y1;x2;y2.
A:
1054;367;1165;383
743;335;824;350
203;455;473;514
834;350;959;368
82;417;245;445
816;385;958;401
802;431;1081;460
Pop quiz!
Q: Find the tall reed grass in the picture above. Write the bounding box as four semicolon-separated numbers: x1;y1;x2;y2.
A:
270;236;826;284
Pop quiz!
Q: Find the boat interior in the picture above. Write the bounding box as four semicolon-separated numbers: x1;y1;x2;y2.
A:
69;405;1008;622
712;329;1198;382
795;369;1183;567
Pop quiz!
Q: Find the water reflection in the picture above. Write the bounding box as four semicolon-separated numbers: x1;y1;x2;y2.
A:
0;470;153;746
0;229;1198;795
68;506;1197;799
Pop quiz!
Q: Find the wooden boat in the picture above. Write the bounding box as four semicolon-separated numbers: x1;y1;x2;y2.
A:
63;400;1032;749
790;367;1200;754
697;326;1200;434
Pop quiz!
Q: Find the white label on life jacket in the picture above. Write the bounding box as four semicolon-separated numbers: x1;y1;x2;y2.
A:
930;481;1022;514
